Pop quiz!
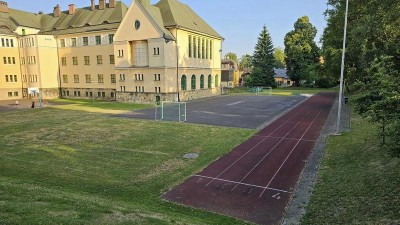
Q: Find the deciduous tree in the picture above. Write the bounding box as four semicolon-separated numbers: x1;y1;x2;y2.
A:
284;16;319;86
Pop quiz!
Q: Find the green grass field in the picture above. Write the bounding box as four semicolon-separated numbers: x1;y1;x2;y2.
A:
301;114;400;224
0;107;254;225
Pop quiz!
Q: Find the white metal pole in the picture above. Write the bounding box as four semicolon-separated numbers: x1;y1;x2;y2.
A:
335;0;349;135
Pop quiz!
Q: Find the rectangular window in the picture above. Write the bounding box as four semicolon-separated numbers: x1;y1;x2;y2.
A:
8;57;11;64
8;92;12;97
1;38;4;47
74;74;79;83
154;74;161;81
71;38;77;47
98;74;104;83
10;39;14;47
193;37;197;58
197;37;201;58
60;39;65;47
3;57;6;64
83;37;89;46
66;91;70;96
14;91;18;97
188;35;192;57
61;57;67;66
111;74;116;83
84;56;90;65
96;55;103;64
14;75;17;82
153;47;160;55
95;35;101;45
85;74;91;83
210;40;213;59
108;34;114;44
118;50;124;57
120;74;125;81
5;75;9;82
10;75;13;82
12;57;15;64
109;55;115;64
72;57;78;65
63;75;68;83
202;39;205;59
206;40;209;59
6;39;9;47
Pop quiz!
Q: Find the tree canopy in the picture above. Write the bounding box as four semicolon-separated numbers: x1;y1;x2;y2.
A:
274;47;286;69
284;16;320;86
224;52;238;63
239;54;252;70
323;0;400;156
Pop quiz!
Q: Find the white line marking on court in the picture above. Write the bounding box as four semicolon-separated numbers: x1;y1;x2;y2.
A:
195;175;291;194
205;104;311;187
259;109;323;198
227;100;245;106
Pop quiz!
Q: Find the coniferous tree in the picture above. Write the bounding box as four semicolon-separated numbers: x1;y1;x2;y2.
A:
250;25;275;87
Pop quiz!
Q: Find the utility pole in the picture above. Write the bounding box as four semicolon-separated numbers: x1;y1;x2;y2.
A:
335;0;349;135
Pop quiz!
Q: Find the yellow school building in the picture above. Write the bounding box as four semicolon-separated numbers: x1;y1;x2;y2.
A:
0;0;223;103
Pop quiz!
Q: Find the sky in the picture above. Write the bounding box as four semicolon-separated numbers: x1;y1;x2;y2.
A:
8;0;328;58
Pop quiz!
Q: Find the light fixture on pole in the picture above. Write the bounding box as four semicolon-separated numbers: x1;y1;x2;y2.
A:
91;79;95;103
335;0;349;135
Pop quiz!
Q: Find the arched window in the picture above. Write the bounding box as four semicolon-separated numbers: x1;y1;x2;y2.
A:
208;75;212;88
215;74;219;88
191;75;196;90
181;75;187;90
200;74;204;89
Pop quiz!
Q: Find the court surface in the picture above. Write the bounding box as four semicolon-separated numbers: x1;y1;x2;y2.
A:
117;95;306;129
162;92;336;225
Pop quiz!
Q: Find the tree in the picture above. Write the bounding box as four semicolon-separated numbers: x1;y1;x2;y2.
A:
239;54;252;70
250;25;275;87
224;52;238;63
274;47;286;68
284;16;319;86
323;0;400;156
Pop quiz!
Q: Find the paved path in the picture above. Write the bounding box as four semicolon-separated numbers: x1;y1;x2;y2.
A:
162;92;336;225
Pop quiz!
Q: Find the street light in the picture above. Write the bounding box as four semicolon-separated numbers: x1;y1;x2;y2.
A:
335;0;349;135
91;79;95;103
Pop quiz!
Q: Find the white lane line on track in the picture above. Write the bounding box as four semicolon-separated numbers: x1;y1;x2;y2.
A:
195;175;291;194
259;109;323;198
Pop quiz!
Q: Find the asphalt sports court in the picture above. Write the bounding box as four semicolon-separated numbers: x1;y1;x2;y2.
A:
162;92;336;225
118;95;306;129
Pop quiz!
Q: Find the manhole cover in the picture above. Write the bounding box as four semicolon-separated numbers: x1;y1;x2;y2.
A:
183;153;199;159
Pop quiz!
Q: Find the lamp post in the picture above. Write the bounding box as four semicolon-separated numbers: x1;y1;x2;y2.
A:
91;80;95;103
335;0;349;135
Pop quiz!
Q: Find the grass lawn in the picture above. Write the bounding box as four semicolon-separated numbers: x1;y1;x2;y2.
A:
301;114;400;224
229;87;337;96
0;107;254;224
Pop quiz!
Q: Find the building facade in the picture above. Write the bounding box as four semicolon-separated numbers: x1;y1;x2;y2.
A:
0;0;223;103
221;59;240;88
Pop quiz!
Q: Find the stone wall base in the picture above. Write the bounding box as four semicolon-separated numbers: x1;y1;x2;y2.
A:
117;88;221;104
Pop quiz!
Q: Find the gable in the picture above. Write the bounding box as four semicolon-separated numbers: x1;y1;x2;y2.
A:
114;0;163;41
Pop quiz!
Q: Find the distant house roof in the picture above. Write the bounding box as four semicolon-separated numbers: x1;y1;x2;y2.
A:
222;59;238;69
155;0;223;39
274;68;289;79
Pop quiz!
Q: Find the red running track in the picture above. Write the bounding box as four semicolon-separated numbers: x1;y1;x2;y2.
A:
162;92;336;225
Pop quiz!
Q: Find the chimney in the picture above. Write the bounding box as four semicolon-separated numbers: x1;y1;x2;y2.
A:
91;0;95;10
109;0;116;8
68;4;76;15
53;4;61;17
99;0;105;10
0;1;8;13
